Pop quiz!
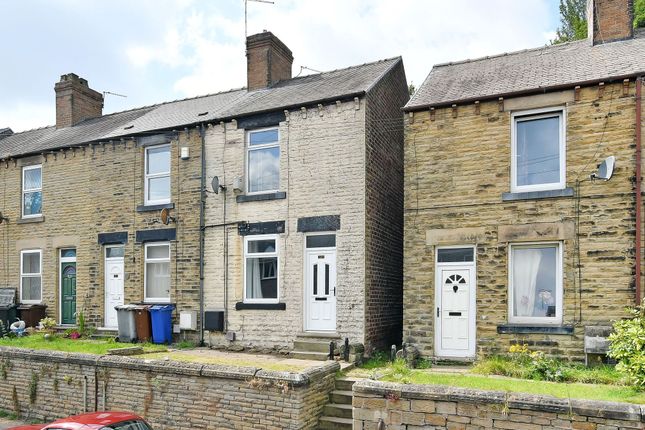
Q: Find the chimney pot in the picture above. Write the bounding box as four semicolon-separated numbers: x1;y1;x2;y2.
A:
54;73;103;129
588;0;634;45
246;31;293;91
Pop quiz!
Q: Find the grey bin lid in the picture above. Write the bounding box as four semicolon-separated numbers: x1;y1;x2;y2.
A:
0;288;16;309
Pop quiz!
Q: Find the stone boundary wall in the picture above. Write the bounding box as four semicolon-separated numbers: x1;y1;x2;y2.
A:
0;347;338;429
353;380;645;429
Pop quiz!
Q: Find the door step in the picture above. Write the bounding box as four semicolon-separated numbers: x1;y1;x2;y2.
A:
291;336;340;361
289;351;331;361
322;403;352;419
318;416;352;429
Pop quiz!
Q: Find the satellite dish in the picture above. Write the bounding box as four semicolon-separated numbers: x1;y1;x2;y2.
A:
211;176;220;194
0;212;4;224
160;208;172;225
593;156;616;181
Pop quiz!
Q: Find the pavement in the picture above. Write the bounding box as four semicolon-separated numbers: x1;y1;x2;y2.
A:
0;417;29;429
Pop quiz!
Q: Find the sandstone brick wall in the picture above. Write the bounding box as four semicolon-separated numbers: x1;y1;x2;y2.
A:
0;347;338;429
364;59;409;352
203;101;368;348
403;82;640;359
0;130;201;333
353;379;645;430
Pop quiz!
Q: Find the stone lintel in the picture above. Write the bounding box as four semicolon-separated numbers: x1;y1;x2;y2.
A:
425;227;486;246
497;221;574;243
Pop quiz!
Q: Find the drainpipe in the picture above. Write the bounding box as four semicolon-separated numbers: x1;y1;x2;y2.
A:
636;77;642;305
198;124;207;346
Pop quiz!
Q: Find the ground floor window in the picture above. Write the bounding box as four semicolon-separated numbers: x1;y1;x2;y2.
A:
20;250;42;303
144;242;170;302
509;242;562;325
244;235;278;302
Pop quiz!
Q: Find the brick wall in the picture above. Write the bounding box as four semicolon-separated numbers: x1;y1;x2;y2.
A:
364;59;409;352
353;379;644;430
0;347;338;429
0;130;201;333
590;0;634;44
403;82;639;359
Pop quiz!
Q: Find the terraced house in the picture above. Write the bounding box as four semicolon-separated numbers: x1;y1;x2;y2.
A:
0;31;408;353
403;0;645;360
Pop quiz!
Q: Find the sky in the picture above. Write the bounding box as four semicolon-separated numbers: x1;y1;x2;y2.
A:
0;0;560;132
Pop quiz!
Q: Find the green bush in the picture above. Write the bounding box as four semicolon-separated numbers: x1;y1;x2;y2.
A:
608;302;645;387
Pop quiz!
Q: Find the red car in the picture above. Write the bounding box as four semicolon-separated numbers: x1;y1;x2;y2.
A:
8;411;152;430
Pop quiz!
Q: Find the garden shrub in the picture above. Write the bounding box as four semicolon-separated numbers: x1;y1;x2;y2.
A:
608;302;645;387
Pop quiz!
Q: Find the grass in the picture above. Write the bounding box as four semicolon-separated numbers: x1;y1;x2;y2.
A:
141;351;309;372
347;355;645;404
0;333;167;355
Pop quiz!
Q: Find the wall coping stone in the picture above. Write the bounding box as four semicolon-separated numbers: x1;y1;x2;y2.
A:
353;379;644;422
0;346;339;387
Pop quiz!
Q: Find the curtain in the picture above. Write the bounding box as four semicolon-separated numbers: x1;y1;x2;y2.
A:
513;249;542;317
247;258;263;299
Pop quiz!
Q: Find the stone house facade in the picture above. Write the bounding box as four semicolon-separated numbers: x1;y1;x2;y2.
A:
203;32;409;354
0;32;408;352
402;0;645;360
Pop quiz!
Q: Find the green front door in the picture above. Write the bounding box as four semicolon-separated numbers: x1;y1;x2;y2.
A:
61;262;76;325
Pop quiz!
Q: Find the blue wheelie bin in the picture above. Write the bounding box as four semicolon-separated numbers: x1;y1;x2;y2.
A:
150;304;175;344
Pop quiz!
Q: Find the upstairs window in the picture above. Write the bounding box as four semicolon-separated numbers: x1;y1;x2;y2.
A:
20;250;42;303
145;145;171;205
511;108;565;193
247;128;279;194
22;165;42;218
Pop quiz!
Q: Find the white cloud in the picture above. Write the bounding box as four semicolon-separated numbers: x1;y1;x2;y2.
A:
0;103;54;132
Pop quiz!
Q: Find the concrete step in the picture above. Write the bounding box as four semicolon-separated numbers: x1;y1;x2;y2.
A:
323;403;352;419
289;351;331;361
330;390;353;404
318;416;352;430
335;377;359;391
293;340;334;353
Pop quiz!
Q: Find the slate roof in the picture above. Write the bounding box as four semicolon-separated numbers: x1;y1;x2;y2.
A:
405;30;645;111
1;57;401;159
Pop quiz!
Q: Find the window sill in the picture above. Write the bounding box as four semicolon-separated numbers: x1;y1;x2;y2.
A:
502;188;574;202
136;203;174;212
496;324;574;335
236;192;286;203
17;216;45;224
235;302;286;310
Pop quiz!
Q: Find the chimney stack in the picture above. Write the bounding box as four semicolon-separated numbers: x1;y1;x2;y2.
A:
588;0;634;45
246;31;293;91
54;73;103;129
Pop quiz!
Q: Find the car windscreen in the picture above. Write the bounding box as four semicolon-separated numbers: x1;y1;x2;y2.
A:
100;421;152;430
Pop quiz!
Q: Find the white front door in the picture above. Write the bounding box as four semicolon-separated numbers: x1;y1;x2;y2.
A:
104;246;125;328
435;247;476;358
305;249;337;331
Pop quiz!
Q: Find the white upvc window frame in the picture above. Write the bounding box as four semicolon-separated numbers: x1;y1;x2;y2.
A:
246;127;280;195
508;241;563;325
144;144;171;206
511;107;566;193
20;249;42;304
144;242;171;303
22;164;42;218
243;234;279;304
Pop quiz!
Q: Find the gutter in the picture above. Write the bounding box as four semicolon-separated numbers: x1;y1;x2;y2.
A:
403;73;645;112
636;77;642;305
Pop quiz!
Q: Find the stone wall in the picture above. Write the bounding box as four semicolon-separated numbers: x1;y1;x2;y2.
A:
353;379;645;430
0;347;338;429
0;130;202;333
403;81;640;359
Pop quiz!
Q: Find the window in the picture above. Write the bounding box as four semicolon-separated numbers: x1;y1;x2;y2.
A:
22;165;42;218
102;421;153;430
247;128;279;194
144;145;171;205
437;247;474;263
244;235;278;302
20;250;42;303
509;243;562;325
144;243;170;302
511;108;565;193
306;234;336;249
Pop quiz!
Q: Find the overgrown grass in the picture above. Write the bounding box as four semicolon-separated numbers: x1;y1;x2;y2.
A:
141;351;309;372
0;333;167;355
